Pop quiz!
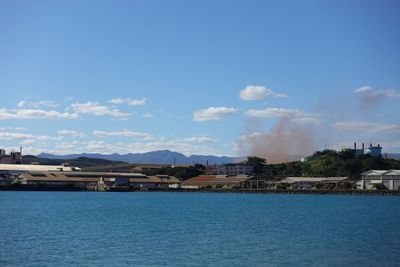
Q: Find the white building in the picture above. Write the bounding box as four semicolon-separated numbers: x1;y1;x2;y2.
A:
205;164;254;176
0;164;80;174
357;170;400;190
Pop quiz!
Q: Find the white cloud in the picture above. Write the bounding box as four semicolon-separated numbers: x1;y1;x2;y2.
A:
0;126;27;131
0;132;35;140
193;107;237;121
71;102;131;118
17;100;59;109
354;86;400;98
58;129;85;138
93;129;152;139
0;131;61;144
15;127;28;131
333;121;400;133
110;98;147;106
292;117;321;125
246;107;320;125
29;100;58;108
0;108;79;120
142;112;154;118
183;136;218;143
239;85;287;101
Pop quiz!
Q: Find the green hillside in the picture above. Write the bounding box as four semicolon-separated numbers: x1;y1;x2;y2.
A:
22;155;127;168
249;150;400;180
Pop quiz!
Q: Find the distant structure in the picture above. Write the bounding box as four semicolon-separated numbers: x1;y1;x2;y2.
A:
351;142;382;157
366;144;382;157
0;148;22;164
353;142;365;156
204;163;254;176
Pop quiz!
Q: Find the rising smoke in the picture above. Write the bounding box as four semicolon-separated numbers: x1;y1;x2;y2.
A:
237;117;316;164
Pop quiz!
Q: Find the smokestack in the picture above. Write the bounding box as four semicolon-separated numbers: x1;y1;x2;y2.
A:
20;146;22;154
370;143;372;147
378;144;380;147
354;142;357;150
362;143;365;150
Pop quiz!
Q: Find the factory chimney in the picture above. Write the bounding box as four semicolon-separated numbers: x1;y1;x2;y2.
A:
362;143;365;150
354;142;357;150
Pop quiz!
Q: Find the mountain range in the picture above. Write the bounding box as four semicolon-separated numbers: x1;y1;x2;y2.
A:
37;150;243;165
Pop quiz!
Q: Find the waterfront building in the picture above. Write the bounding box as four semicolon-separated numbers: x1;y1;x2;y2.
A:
0;163;80;175
13;171;179;190
357;170;400;190
204;164;254;176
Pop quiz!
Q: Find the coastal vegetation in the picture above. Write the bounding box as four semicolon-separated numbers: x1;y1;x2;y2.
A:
247;150;400;181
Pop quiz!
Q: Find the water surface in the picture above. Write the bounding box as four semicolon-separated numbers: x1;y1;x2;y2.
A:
1;192;399;266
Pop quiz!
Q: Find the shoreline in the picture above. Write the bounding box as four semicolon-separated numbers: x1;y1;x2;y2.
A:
1;185;399;196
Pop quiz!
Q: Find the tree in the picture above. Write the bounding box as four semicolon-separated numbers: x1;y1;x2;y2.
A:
245;156;267;174
340;158;362;179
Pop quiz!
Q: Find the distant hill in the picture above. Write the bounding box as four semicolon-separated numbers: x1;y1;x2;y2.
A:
22;155;127;168
37;150;242;165
387;153;400;160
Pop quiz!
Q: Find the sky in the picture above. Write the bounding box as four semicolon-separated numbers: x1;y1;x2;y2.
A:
0;0;399;159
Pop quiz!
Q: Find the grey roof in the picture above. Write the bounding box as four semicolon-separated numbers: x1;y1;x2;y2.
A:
0;164;80;172
361;170;400;177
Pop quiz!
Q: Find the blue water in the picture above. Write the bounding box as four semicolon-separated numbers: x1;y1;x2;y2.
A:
1;192;400;266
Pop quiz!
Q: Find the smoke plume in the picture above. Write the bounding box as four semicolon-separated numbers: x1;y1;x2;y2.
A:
237;117;315;164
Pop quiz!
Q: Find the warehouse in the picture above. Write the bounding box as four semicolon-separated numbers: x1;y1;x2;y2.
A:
357;170;400;190
13;171;179;190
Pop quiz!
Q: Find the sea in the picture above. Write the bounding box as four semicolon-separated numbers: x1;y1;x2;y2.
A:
1;192;400;267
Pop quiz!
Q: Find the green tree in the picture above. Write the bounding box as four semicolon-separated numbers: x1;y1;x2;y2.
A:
245;156;267;174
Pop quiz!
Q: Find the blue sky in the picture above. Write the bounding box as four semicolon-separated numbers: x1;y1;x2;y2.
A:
0;0;399;159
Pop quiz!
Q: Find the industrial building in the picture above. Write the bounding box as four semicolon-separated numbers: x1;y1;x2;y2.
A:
204;164;254;176
0;163;80;177
352;142;382;157
356;170;400;190
13;171;180;190
0;148;22;164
